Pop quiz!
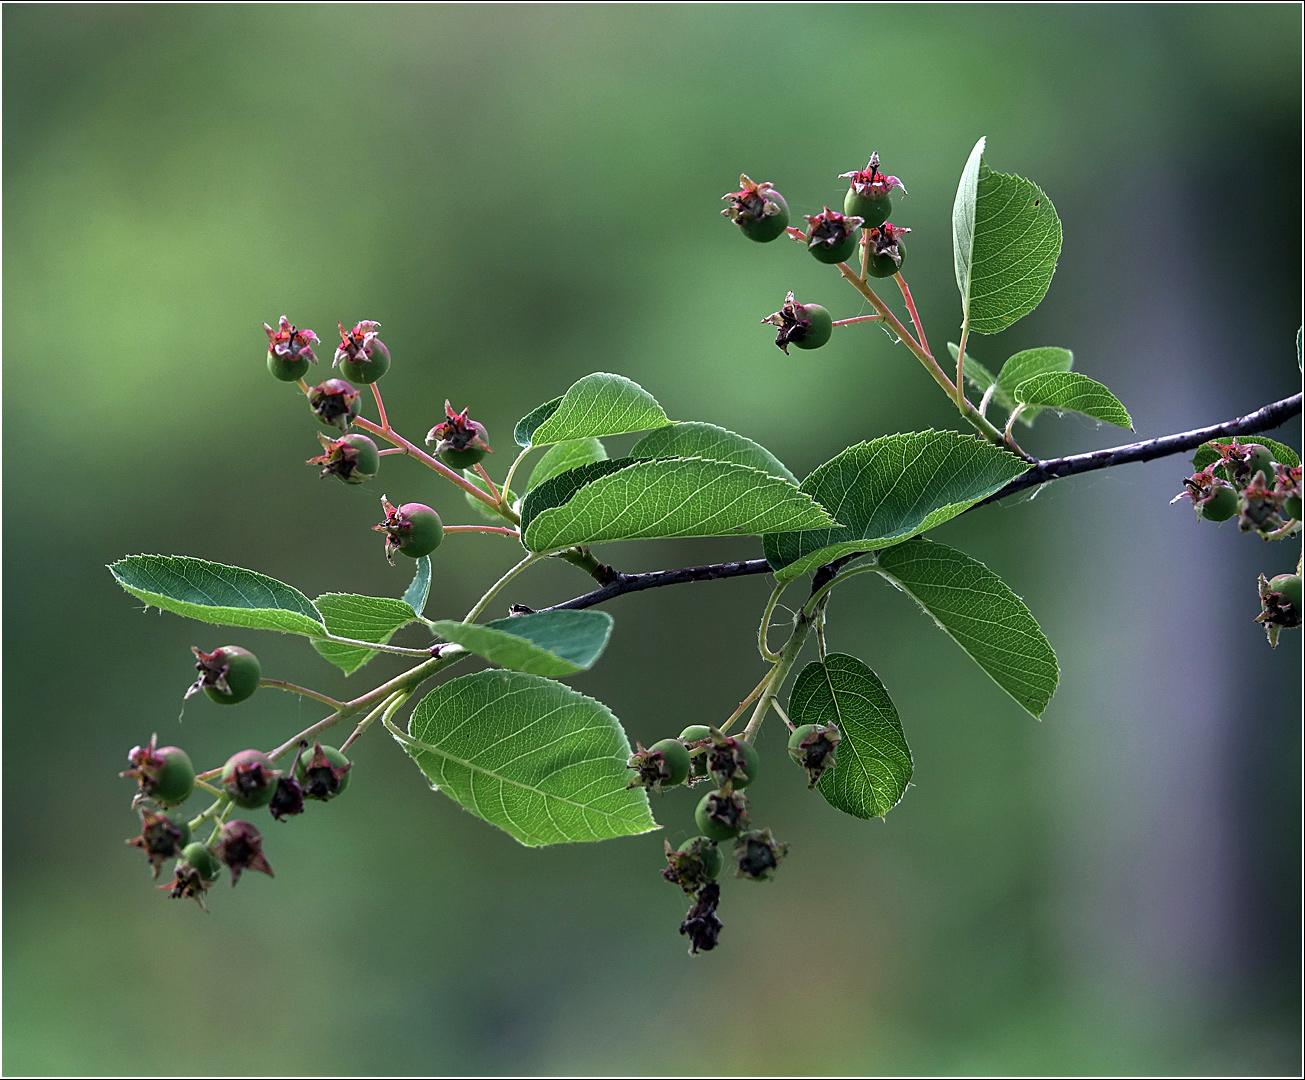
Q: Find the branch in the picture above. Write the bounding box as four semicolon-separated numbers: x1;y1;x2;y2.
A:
533;393;1302;614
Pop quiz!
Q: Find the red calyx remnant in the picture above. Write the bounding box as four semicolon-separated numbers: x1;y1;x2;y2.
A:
263;316;319;365
333;320;389;369
307;379;361;431
120;735;169;799
213;820;274;886
626;742;674;793
159;860;214;911
789;722;841;789
661;838;717;896
679;881;723;955
805;207;864;251
839;152;907;199
300;741;352;800
269;776;306;821
127;809;187;879
185;646;233;701
762;291;816;355
866;223;911;267
721;174;784;226
425;401;494;456
1240;471;1280;534
733;828;790;881
307;431;373;483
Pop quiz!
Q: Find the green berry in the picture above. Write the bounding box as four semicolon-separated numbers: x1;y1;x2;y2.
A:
695;789;749;842
128;809;192;877
188;645;261;706
334;321;390;383
661;836;724;894
309;432;381;485
805;208;861;265
1268;573;1303;612
374;498;444;562
307;379;361;431
1198;484;1239;523
788;722;841;788
294;742;353;801
763;292;834;355
866;239;906;278
682;836;724;881
122;736;195;807
267;350;311;382
181;842;222;882
706;735;759;789
794;304;833;351
679;725;712;743
1246;444;1276;484
721;175;790;243
679;725;713;784
438;445;487;470
338;347;390;385
838;154;905;230
426;402;493;471
1286;494;1302;521
844;187;891;227
221;749;278;809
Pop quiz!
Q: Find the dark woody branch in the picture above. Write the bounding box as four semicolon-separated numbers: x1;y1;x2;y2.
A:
533;393;1303;615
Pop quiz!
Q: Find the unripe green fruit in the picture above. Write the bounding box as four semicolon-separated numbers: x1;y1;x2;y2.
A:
267;350;311;383
740;190;790;242
1198;484;1239;523
338;347;390;385
294;743;352;801
809;230;858;266
437;445;487;470
695;790;748;842
789;724;817;751
647;739;691;788
337;435;381;484
1246;444;1276;484
221;749;278;809
679;725;712;743
203;646;261;705
792;304;833;351
1268;574;1303;611
170;817;192;850
182;842;222;881
150;747;195;807
1286;494;1303;521
866;239;906;279
845;187;891;227
396;503;444;558
707;736;759;789
678;837;724;882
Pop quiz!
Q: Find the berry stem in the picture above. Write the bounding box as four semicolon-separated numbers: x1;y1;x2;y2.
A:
895;273;931;357
836;263;948;392
757;579;790;662
371;383;391;433
831;315;886;328
473;463;501;501
768;696;796;733
501;446;532;505
377;448;408;456
444;525;521;537
463;553;545;623
296;377;311;394
259;679;344;709
742;616;812;744
717;667;778;736
194;779;224;798
341;690;406;753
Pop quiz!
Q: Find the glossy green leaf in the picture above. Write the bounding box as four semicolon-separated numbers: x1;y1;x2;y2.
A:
1013;371;1133;429
951;344;1075;426
398;670;658;846
875;538;1058;718
402;556;432;616
1191;437;1300;472
426;610;614;677
954;137;1062;335
109;555;325;635
522;457;835;553
311;593;418;675
527;438;609;492
762;431;1029;582
631;421;797;483
519;458;634;530
515;373;669;448
789;654;912;820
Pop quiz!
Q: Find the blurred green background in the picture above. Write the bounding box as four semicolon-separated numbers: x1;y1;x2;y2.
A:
4;4;1301;1075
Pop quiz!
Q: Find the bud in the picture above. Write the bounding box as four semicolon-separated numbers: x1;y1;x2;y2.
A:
679;881;723;955
721;174;791;243
787;722;841;788
306;378;361;431
762;291;833;355
126;808;191;879
733;828;790;881
212;820;275;886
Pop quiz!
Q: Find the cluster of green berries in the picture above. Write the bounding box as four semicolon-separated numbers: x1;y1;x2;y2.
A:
123;738;351;910
723;152;911;356
1177;440;1302;533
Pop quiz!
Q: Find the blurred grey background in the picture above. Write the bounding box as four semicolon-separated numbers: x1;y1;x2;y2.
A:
4;5;1301;1075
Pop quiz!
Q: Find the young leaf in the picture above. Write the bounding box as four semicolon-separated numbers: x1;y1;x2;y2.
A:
949;344;1075;425
762;431;1029;582
109;555;325;636
1012;371;1133;429
398;670;658;846
402;556;432;617
519;458;635;530
527;437;609;492
631;421;798;483
514;373;670;448
312;594;418;676
426;610;614;677
789;654;912;820
953;137;1062;335
522;458;836;553
1191;437;1300;472
952;344;1000;397
874;538;1059;718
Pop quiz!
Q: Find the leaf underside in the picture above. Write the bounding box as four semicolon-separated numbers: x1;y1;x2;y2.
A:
426;609;614;677
874;538;1058;718
108;555;325;636
762;431;1029;582
400;670;658;847
312;593;418;675
402;556;432;616
789;654;912;820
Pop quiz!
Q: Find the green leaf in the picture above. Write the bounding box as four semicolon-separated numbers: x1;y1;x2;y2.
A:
109;555;325;635
312;594;418;676
515;373;670;448
399;670;658;846
950;344;1075;425
527;438;609;492
522;457;836;553
1012;371;1133;429
630;421;797;483
402;556;432;617
789;654;912;820
954;346;1000;396
875;538;1059;718
954;137;1062;335
519;458;635;530
1191;437;1300;473
462;469;517;521
762;431;1029;582
426;610;614;677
